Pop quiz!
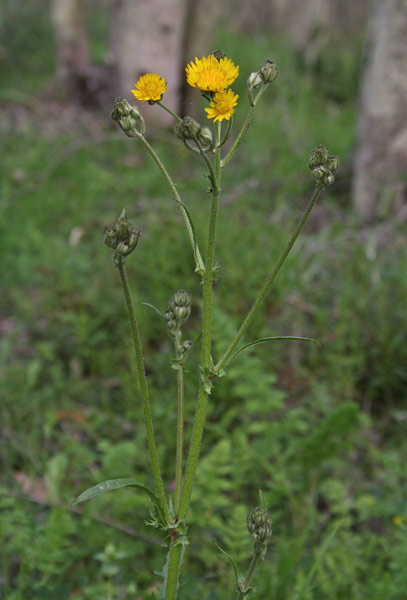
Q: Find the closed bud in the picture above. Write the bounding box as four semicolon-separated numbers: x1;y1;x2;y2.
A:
308;145;339;186
197;126;213;148
104;213;142;258
174;116;201;141
308;144;330;170
212;49;226;61
260;60;278;84
181;340;192;353
248;71;263;89
168;290;192;328
247;506;272;544
312;166;335;186
111;97;144;136
326;155;340;175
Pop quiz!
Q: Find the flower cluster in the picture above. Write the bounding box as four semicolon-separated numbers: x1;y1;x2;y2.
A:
186;53;239;122
131;52;239;122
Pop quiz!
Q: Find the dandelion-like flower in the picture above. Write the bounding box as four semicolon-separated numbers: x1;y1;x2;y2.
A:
205;89;238;122
186;55;239;92
131;73;166;102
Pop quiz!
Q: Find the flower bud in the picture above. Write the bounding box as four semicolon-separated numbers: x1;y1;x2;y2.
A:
104;214;142;257
212;49;226;61
247;506;272;544
197;126;213;148
312;166;335;186
164;309;177;336
260;60;278;84
248;71;263;90
308;145;339;186
168;290;192;328
111;97;144;136
174;116;201;141
181;340;192;353
308;144;330;170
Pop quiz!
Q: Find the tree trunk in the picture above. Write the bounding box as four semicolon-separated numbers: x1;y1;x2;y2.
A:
353;0;407;220
51;0;90;88
109;0;188;125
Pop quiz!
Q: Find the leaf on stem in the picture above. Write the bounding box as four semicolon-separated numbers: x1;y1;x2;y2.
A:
174;197;205;274
226;336;321;366
73;478;166;525
141;302;164;318
215;541;243;593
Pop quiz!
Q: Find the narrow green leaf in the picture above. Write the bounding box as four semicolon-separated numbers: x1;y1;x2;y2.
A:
175;198;205;274
227;336;321;365
73;479;165;523
141;302;163;318
215;541;242;593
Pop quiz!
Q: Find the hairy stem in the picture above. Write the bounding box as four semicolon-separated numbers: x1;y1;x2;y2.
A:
222;86;267;168
237;542;264;599
117;257;169;522
214;183;324;375
175;363;184;513
165;122;222;599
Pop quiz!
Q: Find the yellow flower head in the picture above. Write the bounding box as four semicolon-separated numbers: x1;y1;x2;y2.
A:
186;55;239;92
131;73;166;102
205;89;239;122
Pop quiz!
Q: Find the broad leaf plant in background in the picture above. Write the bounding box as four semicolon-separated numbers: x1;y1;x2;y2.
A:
73;51;339;599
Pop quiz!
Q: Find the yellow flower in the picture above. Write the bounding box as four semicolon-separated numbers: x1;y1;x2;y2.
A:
205;89;239;122
131;73;166;102
186;55;239;92
393;515;404;526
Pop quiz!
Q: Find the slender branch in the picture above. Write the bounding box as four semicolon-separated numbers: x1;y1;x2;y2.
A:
135;132;205;273
237;542;264;599
165;122;223;599
214;183;324;375
156;101;182;122
222;86;267;168
175;362;184;514
117;257;170;522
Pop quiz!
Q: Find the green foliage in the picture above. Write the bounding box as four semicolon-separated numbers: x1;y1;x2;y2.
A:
1;8;406;600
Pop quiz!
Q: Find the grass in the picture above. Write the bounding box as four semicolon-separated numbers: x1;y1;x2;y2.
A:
1;5;407;600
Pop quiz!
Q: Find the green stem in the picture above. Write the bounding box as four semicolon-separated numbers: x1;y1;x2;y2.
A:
174;363;184;514
117;257;170;522
214;183;324;375
222;86;267;168
165;122;222;600
157;100;182;122
136;132;205;274
237;542;264;599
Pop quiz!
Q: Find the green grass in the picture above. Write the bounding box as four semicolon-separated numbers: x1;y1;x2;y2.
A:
1;8;407;600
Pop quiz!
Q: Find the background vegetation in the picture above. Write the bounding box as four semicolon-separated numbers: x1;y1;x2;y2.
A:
1;2;406;599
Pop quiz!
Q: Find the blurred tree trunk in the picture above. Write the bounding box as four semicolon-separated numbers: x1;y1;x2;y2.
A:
108;0;187;125
51;0;90;92
353;0;407;220
108;0;222;124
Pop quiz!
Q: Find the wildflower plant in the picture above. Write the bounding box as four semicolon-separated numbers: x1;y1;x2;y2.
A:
74;52;339;598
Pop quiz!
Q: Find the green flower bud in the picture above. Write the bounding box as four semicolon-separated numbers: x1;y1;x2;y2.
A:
174;116;201;142
247;506;272;543
312;166;335;186
260;60;278;84
248;71;263;89
308;144;330;170
308;145;339;186
181;340;192;353
326;154;340;176
104;214;142;257
111;97;144;136
212;49;226;61
171;290;192;308
197;126;213;148
164;309;177;335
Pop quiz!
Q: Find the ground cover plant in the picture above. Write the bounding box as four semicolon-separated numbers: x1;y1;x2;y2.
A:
1;6;407;599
